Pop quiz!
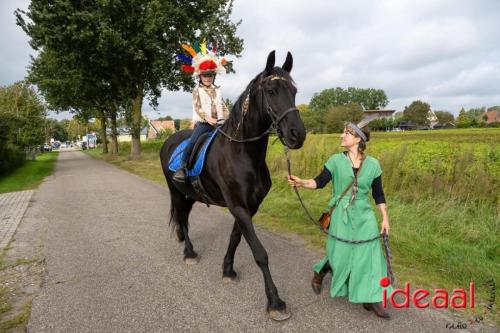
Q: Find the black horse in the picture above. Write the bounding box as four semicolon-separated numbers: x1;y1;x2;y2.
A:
160;51;306;320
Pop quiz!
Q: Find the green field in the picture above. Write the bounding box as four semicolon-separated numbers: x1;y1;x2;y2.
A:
0;151;59;193
86;128;499;323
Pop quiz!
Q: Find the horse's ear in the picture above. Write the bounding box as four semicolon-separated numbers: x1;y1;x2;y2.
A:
282;52;293;73
265;50;275;74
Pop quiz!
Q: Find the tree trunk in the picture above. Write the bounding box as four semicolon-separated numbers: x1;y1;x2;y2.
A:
110;105;119;155
130;85;143;159
98;110;108;154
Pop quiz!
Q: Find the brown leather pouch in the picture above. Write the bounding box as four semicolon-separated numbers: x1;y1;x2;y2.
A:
318;210;332;230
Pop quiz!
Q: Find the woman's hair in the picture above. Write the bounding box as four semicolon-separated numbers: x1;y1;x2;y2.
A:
358;126;370;156
346;125;371;157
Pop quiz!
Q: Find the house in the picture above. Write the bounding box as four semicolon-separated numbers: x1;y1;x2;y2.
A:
480;110;499;124
433;122;456;129
361;109;396;123
147;120;176;140
107;126;148;142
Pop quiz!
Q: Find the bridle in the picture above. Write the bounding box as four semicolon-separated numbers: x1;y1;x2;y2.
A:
217;74;299;145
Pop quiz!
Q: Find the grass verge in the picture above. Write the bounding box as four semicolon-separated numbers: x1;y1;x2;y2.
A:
0;151;59;193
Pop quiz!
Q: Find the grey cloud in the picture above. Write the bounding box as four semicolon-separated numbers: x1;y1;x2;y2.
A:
3;0;499;118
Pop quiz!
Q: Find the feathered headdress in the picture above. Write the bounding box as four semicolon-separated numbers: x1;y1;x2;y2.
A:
177;40;227;76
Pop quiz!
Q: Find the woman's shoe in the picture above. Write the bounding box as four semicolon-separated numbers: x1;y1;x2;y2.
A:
311;264;332;295
311;271;325;295
363;302;391;319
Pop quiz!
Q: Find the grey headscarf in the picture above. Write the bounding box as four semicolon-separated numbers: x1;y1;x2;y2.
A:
346;122;368;142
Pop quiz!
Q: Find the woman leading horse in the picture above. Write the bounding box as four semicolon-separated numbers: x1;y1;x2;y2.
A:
160;51;306;320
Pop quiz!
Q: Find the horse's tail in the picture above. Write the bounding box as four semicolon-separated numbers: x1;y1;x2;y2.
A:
160;139;178;231
168;190;178;229
159;134;193;243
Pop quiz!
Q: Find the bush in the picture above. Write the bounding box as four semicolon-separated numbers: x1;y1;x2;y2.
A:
155;129;173;141
0;143;25;176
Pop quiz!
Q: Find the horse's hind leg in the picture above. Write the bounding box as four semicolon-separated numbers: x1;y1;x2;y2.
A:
168;182;198;264
222;221;242;282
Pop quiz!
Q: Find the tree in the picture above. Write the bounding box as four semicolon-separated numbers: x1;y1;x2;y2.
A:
297;103;321;133
323;103;364;133
44;118;69;142
434;111;455;124
156;116;173;121
370;118;395;131
0;82;47;147
225;98;234;113
174;119;181;131
403;100;431;127
456;108;470;128
466;107;486;123
179;119;192;130
156;129;173;141
297;104;309;113
17;1;243;159
310;87;388;113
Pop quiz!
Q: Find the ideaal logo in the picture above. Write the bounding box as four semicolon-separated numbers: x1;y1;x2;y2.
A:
380;278;496;329
379;277;475;309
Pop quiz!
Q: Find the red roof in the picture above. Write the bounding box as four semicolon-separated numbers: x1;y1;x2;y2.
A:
150;120;175;133
481;110;500;124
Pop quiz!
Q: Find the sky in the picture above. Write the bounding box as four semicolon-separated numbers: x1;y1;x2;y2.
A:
1;0;499;120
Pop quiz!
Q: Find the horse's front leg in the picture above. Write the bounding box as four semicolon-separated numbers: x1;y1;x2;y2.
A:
230;206;290;321
222;221;242;282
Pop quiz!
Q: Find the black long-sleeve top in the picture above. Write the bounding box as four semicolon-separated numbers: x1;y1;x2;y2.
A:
313;166;386;204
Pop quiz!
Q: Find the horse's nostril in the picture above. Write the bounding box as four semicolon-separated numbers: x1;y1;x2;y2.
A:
290;128;298;138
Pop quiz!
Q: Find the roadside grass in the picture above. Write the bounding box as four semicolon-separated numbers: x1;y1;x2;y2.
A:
0;250;39;332
0;301;32;332
85;129;499;324
0;253;11;316
0;151;59;193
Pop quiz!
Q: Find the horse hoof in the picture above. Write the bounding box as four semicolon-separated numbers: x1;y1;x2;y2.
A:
184;257;199;265
222;275;239;284
268;309;291;321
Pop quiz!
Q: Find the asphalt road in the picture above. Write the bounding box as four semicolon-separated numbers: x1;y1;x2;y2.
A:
26;150;468;332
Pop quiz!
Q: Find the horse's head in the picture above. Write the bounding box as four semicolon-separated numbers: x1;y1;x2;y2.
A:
253;51;306;149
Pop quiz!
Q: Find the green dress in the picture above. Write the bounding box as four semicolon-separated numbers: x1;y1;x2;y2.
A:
312;152;394;303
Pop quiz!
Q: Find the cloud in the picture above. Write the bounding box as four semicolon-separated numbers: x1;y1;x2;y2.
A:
2;0;499;119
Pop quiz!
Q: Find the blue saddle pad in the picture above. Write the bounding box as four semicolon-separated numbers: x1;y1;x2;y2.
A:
168;130;218;177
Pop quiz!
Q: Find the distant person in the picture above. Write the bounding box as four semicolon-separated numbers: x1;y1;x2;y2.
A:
288;123;393;319
173;42;229;183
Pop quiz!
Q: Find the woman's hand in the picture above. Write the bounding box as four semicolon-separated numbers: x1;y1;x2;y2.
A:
380;218;390;235
287;175;302;187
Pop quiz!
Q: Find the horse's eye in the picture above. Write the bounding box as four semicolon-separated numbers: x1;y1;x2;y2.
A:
267;89;275;95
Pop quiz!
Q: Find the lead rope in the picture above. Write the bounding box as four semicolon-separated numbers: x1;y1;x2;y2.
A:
284;147;395;284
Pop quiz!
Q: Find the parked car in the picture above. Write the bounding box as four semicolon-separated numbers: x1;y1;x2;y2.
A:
43;144;52;152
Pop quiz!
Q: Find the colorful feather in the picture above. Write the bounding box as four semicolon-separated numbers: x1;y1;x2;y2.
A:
200;41;207;55
181;65;195;72
220;58;227;66
176;54;193;64
192;41;201;54
181;44;197;57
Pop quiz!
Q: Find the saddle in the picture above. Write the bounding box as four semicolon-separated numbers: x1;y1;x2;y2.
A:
168;130;219;206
